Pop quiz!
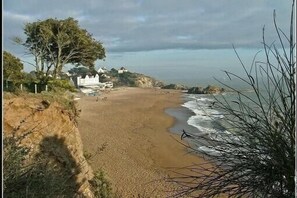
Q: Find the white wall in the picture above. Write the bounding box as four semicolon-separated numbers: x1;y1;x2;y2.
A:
77;74;100;86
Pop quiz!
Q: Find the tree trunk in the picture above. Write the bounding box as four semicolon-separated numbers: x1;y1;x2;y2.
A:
34;54;40;73
53;47;62;79
40;55;45;74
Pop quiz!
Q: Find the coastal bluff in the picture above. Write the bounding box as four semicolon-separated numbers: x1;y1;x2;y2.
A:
3;93;95;197
134;74;164;88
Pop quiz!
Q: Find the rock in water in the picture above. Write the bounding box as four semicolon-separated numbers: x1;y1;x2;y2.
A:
188;85;224;94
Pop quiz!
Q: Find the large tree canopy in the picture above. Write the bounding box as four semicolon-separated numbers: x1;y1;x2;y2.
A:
18;17;105;78
3;51;24;81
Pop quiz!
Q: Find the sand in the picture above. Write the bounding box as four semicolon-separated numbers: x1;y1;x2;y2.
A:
77;87;205;197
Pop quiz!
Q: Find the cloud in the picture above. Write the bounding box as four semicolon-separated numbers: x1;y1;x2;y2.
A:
3;0;292;55
3;10;34;22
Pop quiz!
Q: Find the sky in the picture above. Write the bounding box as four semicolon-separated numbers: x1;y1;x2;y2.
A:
3;0;294;86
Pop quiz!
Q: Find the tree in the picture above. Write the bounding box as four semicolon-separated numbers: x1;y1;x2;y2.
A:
68;66;96;76
15;17;105;79
3;51;24;81
170;1;295;197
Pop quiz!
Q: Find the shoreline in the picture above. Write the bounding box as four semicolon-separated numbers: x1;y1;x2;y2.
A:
77;87;205;197
165;104;200;136
165;92;201;135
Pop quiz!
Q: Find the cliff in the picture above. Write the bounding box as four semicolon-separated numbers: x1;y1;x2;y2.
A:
4;92;95;197
134;74;164;88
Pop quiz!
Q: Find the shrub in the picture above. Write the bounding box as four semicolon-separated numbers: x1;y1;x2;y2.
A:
3;136;29;194
90;170;113;198
117;72;137;87
47;79;77;92
3;136;77;197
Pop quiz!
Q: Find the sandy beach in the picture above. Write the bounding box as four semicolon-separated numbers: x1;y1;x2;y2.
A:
77;87;205;197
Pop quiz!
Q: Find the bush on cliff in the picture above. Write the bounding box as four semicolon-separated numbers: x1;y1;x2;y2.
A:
90;170;113;198
3;136;77;197
118;72;137;87
47;79;77;92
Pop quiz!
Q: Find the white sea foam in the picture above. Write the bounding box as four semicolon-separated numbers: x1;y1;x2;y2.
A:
187;119;217;134
183;94;266;158
187;120;237;143
182;94;234;145
182;97;224;124
197;146;222;156
183;95;224;133
198;145;248;157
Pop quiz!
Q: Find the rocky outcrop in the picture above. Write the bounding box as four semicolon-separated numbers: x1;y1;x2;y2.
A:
4;94;95;197
162;84;188;90
188;85;225;94
135;75;164;88
187;86;205;94
204;85;225;94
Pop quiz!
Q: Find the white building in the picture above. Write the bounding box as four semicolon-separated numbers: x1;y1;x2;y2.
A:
77;74;100;87
97;67;108;74
118;67;128;74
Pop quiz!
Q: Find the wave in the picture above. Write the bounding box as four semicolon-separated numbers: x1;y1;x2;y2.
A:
181;94;241;156
197;146;222;156
182;98;223;122
181;93;269;157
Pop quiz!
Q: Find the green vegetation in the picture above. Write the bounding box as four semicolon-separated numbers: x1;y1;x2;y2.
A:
68;66;98;77
3;134;116;197
6;17;106;92
3;136;78;197
3;51;27;93
47;79;77;92
3;51;24;81
3;51;78;93
90;170;114;198
4;77;77;94
14;17;105;78
117;72;138;87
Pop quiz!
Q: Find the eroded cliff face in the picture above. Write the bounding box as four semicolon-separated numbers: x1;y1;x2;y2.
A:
135;75;164;88
4;93;94;197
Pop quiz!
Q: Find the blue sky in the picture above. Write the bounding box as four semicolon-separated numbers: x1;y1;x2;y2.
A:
3;0;293;85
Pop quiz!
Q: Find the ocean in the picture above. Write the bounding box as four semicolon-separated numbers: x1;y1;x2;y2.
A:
166;89;256;156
